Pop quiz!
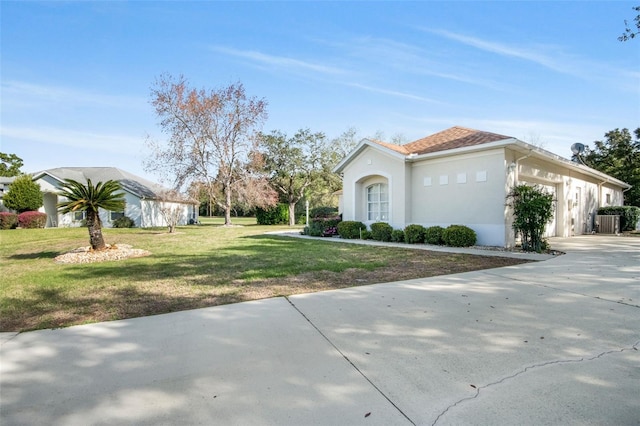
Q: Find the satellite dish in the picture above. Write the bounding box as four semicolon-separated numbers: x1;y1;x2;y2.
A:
571;143;585;155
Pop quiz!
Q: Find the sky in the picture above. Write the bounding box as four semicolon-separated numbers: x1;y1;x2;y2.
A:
1;1;639;184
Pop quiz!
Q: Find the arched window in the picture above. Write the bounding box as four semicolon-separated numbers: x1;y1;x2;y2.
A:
367;183;388;221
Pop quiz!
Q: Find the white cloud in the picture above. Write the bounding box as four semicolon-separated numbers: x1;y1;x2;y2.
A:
1;125;144;154
1;81;146;109
345;82;442;104
211;46;347;75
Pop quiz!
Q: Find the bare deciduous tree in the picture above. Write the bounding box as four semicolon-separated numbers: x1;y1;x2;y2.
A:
145;75;269;225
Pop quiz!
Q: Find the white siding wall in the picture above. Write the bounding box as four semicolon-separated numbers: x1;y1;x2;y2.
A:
140;199;194;228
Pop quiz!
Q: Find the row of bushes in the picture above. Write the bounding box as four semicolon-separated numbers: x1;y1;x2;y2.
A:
305;218;477;247
598;206;640;231
0;211;47;229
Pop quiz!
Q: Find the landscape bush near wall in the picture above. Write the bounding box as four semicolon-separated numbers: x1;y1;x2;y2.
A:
337;221;366;239
0;212;18;229
17;211;47;229
442;225;477;247
597;206;640;231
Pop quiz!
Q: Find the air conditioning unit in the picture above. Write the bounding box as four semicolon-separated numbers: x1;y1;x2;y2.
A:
596;215;620;234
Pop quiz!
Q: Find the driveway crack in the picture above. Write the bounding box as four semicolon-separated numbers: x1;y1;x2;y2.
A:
285;296;416;425
431;339;640;426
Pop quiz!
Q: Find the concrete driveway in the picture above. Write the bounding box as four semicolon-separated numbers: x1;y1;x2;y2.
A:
1;235;639;425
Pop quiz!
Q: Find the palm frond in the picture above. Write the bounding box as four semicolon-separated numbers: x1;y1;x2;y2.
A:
57;178;126;213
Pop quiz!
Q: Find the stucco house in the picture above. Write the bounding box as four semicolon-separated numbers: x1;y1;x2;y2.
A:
334;126;630;247
33;167;198;228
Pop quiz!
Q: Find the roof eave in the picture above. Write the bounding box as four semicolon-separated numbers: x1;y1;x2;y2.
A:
333;138;407;174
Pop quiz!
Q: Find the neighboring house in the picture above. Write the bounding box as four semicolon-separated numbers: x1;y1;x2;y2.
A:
334;126;631;247
0;176;16;207
32;167;198;228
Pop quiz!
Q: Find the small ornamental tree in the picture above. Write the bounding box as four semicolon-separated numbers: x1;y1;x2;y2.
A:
57;179;125;251
3;175;43;213
507;184;555;252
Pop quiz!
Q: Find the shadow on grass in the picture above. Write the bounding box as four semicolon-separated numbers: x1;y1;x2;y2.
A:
1;282;250;331
8;251;61;260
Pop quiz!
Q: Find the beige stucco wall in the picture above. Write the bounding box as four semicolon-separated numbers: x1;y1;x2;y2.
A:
340;143;627;247
509;149;625;237
410;149;508;246
340;146;410;229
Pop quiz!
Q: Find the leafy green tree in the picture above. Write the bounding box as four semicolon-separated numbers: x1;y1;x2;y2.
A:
506;184;555;253
57;179;125;251
619;6;640;41
3;174;43;213
582;128;640;206
0;153;24;177
259;129;328;226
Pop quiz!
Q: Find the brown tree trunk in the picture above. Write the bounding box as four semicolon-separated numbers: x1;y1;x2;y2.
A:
86;210;106;251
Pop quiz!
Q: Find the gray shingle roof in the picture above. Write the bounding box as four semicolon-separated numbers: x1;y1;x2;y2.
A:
33;167;195;203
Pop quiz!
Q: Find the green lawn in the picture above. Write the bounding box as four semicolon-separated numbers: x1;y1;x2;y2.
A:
1;218;529;331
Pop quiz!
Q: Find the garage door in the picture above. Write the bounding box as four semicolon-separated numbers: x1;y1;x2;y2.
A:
522;182;557;238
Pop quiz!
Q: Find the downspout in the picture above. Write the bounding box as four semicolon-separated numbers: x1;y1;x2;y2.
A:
510;151;533;186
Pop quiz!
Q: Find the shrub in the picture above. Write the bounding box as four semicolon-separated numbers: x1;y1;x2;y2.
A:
17;211;47;228
424;226;445;245
304;216;341;237
391;229;405;243
506;184;554;252
310;206;339;218
442;225;477;247
404;224;426;244
598;206;640;231
370;222;393;242
360;230;372;240
337;221;366;239
3;175;43;213
112;216;135;228
256;203;289;225
0;212;18;229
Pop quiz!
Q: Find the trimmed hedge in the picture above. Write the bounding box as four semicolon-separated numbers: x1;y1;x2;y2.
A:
598;206;640;231
0;212;18;229
442;225;477;247
256;203;289;225
337;221;366;239
370;222;393;242
404;224;426;244
424;226;445;245
391;229;405;243
18;211;47;229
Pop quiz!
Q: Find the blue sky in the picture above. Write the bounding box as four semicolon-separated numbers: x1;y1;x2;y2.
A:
2;1;639;183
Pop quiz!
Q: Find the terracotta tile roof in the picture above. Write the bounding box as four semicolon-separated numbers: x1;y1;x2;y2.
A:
371;126;512;156
369;139;410;155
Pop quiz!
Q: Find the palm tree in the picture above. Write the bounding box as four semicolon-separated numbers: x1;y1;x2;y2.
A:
57;179;126;251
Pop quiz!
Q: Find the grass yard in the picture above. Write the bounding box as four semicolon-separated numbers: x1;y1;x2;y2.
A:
1;218;530;332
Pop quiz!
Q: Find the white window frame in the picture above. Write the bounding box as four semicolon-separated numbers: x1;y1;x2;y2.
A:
367;183;389;222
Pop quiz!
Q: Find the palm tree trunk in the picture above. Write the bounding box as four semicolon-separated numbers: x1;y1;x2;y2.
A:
86;210;106;251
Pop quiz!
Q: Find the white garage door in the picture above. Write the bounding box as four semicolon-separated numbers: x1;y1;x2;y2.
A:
523;182;557;238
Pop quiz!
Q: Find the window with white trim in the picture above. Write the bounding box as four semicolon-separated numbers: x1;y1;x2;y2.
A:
367;183;388;221
74;211;86;222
